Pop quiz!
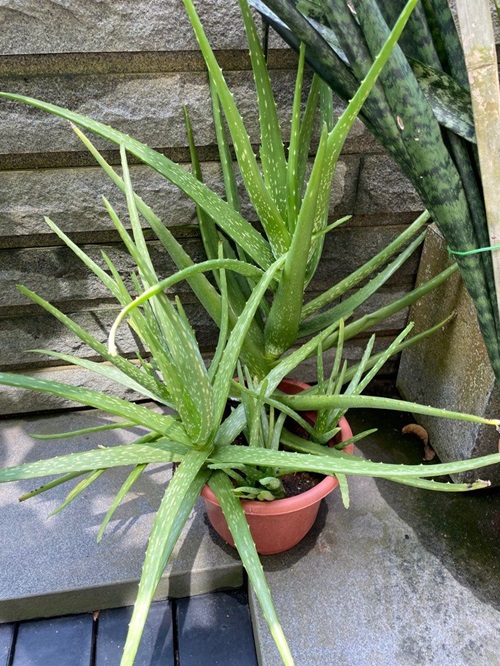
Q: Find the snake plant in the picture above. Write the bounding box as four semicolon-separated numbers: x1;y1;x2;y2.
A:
249;0;500;383
1;2;500;665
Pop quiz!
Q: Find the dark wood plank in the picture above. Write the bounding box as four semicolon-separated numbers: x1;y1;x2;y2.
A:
95;601;174;666
12;614;93;666
176;590;257;666
0;623;15;666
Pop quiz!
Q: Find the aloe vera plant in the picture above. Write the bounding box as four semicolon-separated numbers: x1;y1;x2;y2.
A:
2;1;500;665
249;0;500;383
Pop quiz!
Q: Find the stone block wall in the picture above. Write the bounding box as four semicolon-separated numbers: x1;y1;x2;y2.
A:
0;0;422;415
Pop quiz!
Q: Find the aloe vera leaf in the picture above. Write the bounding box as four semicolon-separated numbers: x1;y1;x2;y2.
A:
0;373;186;440
50;469;105;516
107;258;267;364
336;473;350;508
341;312;455;384
299;231;425;338
0;94;274;270
297;74;321;197
210;445;500;479
301;209;430;319
281;428;377;455
384;476;491;491
180;0;290;257
209;80;242;213
209;471;294;666
72;127;270;376
279;392;500;427
97;464;148;542
238;0;288;220
27;350;171;406
322;263;459;352
287;42;307;230
72;126;224;315
19;472;88;501
121;453;210;666
212;255;286;417
265;124;332;360
0;440;187;484
183;104;220;264
30;423;157;441
17;286;170;404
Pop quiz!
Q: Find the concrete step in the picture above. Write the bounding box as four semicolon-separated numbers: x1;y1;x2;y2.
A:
250;408;500;666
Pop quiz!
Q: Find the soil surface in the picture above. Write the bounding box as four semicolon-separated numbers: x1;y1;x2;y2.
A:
280;471;324;497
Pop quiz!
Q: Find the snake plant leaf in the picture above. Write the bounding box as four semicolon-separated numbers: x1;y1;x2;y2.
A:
208;471;294;666
408;59;475;142
122;454;210;666
0;372;186;441
210;445;500;480
0;440;188;484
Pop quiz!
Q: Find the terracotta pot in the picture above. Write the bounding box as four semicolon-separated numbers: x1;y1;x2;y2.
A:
201;378;354;555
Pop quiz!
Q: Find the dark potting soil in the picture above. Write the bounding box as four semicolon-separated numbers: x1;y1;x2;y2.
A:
280;471;324;497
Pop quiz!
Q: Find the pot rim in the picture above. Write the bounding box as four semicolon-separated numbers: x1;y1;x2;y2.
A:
201;411;353;516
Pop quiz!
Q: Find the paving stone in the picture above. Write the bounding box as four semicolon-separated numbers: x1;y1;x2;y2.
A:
0;624;15;666
0;407;242;621
12;614;93;666
176;590;257;666
250;408;500;666
95;601;174;666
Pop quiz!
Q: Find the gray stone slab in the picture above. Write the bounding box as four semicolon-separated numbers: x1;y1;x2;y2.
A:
0;1;246;55
250;408;500;666
397;225;500;484
0;303;217;371
0;158;356;242
355;154;421;215
0;407;242;622
0;70;297;158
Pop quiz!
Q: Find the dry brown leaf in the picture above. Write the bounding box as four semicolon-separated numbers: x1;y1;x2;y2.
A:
402;423;436;460
402;423;429;445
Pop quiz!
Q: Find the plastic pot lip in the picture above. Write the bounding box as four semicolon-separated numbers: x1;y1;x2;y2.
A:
202;375;354;515
201;471;341;516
